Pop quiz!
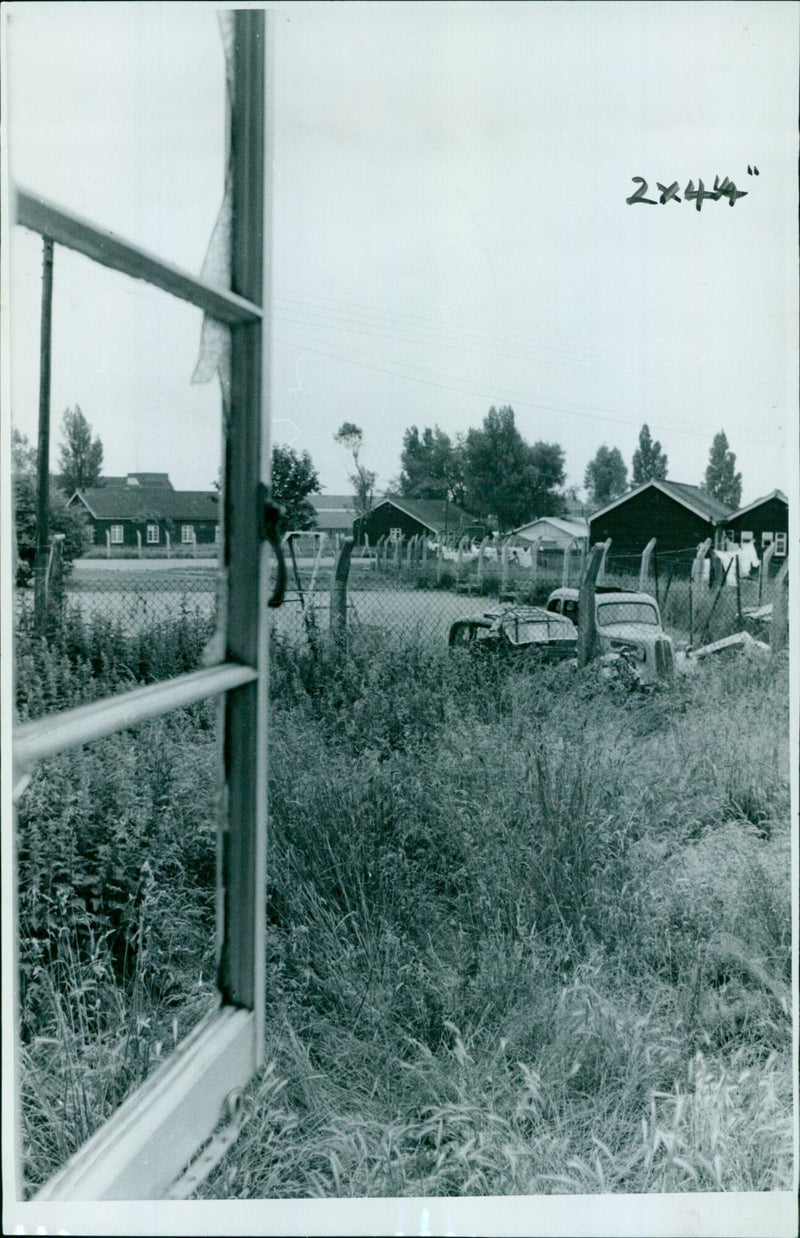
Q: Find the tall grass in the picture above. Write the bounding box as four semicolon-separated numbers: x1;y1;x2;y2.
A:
14;608;792;1197
201;633;791;1198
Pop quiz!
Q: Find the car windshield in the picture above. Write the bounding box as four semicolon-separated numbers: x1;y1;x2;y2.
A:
502;615;574;644
597;601;659;627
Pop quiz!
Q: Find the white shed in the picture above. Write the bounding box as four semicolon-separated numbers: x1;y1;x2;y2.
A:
512;516;589;549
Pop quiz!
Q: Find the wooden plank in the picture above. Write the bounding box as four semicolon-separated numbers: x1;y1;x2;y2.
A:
13;663;257;773
33;1006;255;1200
15;189;263;327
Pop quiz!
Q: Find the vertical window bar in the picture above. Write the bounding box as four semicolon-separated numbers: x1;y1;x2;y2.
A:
220;9;270;1060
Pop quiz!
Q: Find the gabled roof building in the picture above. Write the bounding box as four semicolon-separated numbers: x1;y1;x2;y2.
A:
588;480;735;565
68;474;219;548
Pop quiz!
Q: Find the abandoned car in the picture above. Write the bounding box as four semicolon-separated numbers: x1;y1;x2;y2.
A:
546;586;675;683
448;605;578;660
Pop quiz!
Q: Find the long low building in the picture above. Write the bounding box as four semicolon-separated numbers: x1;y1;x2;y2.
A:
68;473;220;548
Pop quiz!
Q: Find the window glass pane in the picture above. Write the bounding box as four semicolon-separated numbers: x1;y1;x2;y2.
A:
15;700;222;1195
6;6;229;282
596;601;659;627
11;237;226;717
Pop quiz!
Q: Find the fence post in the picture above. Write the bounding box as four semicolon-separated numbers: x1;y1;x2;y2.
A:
500;540;510;596
758;540;777;606
330;536;355;638
106;530;111;559
770;558;789;654
530;535;542;594
638;538;656;592
698;554;734;645
476;536;489;593
561;541;570;587
137;530;143;558
596;539;610;586
578;541;608;669
689;538;712;645
192;529;198;559
165;530;171;559
735;552;742;626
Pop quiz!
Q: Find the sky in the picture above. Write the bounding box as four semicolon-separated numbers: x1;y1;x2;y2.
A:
5;1;798;506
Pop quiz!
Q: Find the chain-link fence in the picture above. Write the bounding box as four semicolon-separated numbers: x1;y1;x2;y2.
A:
14;531;788;719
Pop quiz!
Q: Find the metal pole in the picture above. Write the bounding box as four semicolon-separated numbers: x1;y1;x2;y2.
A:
34;238;54;631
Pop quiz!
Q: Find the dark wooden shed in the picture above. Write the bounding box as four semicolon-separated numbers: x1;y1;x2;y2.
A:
724;490;788;559
356;497;481;544
589;480;733;569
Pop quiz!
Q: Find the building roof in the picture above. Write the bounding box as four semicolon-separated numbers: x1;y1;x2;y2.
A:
514;516;589;540
97;473;175;490
727;489;788;522
590;479;734;525
70;486;219;522
368;496;475;534
308;494;362;532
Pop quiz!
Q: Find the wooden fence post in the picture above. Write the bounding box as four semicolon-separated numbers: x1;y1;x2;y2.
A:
330;536;355;638
578;541;608;668
638;538;656;592
689;538;712;646
596;539;610;586
500;540;510;596
106;530;111;559
476;536;489;593
770;558;789;654
735;552;742;626
759;540;777;606
530;535;542;593
137;530;143;558
165;530;171;559
436;539;444;584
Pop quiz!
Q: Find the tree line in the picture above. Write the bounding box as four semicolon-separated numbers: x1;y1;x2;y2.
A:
326;411;744;532
12;401;746;580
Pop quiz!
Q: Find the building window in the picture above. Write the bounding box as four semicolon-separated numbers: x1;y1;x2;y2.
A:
214;525;221;543
146;524;160;544
762;531;774;549
740;530;754;544
774;532;787;556
181;524;193;543
110;524;124;544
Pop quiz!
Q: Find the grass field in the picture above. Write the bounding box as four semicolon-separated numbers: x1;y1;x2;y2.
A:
14;608;792;1198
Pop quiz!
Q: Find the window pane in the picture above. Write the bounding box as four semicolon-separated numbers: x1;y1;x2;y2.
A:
6;6;229;282
11;237;226;718
15;700;222;1195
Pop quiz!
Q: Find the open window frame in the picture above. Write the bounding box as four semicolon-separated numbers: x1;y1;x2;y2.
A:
8;9;272;1201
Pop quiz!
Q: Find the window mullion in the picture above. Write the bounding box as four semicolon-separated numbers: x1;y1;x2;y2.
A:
219;10;270;1063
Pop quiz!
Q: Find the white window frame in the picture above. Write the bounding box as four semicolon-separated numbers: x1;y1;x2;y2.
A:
740;529;754;544
11;11;272;1201
774;531;787;556
762;531;774;548
181;524;194;544
146;523;160;544
109;524;124;544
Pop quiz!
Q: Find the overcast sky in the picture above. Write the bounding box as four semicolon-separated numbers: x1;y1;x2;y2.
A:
6;1;798;505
